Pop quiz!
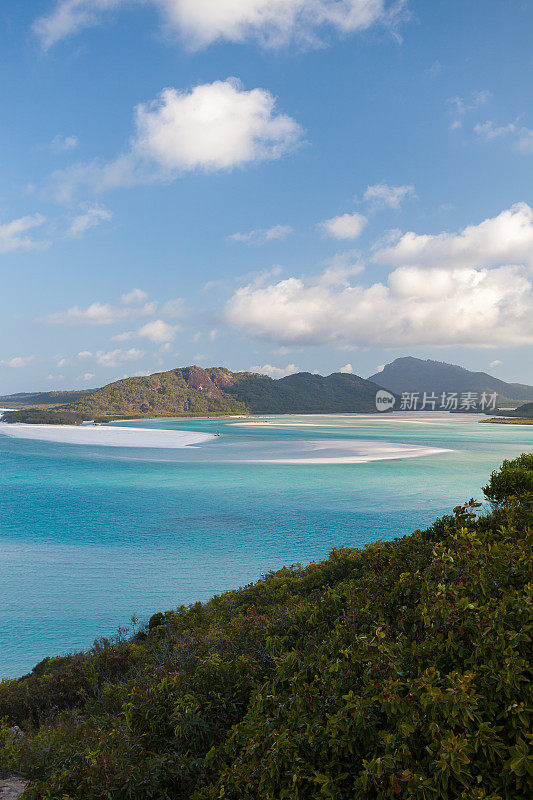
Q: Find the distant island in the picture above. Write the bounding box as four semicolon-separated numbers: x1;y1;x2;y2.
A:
0;365;390;424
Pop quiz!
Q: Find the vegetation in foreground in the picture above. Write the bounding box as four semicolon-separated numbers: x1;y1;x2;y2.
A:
0;456;532;799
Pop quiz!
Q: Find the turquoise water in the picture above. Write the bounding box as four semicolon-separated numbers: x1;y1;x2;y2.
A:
1;413;532;678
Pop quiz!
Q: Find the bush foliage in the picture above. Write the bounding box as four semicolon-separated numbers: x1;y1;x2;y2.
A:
0;456;531;799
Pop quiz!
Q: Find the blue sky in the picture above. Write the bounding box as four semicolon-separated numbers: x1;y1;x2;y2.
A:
1;0;533;393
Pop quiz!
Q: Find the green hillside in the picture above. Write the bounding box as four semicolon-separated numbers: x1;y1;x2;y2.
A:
1;366;389;423
225;370;385;413
64;366;249;418
1;455;531;799
0;389;97;409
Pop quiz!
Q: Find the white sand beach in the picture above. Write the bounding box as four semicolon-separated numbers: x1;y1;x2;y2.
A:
0;423;215;449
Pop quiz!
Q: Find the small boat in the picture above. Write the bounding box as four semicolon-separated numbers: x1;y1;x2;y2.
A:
214;431;221;436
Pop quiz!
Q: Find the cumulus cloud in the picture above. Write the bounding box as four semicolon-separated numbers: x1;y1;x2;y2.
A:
374;203;533;271
160;298;185;317
489;360;502;368
52;79;303;199
319;211;367;240
80;372;95;380
318;250;365;286
474;120;516;141
137;319;178;342
225;263;533;348
473;119;533;154
447;90;491;130
340;363;354;373
34;0;406;50
229;224;293;244
516;128;533;154
41;299;156;325
249;362;299;378
1;355;36;368
95;347;144;367
224;204;533;348
0;214;48;253
363;182;416;209
51;134;79;151
121;288;148;304
67;204;112;237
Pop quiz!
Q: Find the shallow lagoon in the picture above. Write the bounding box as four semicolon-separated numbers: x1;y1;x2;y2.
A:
1;412;532;677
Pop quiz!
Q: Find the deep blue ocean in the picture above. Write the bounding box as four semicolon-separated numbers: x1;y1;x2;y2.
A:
1;412;532;678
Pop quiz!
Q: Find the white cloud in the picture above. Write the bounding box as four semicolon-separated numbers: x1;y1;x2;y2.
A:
95;347;144;367
1;355;36;368
121;288;148;304
489;360;502;368
225;263;533;348
374;203;533;271
160;298;185;317
375;364;385;372
80;372;95;381
515;127;533;154
447;90;491;130
340;363;354;373
51;134;79;151
67;204;112;237
225;204;533;348
229;224;293;244
53;79;303;199
77;350;93;359
474;120;516;141
42;300;156;325
363;182;416;209
134;79;302;171
319;211;367;240
112;331;134;342
137;319;178;342
249;363;299;378
34;0;406;51
319;251;365;286
0;214;47;253
471;119;533;154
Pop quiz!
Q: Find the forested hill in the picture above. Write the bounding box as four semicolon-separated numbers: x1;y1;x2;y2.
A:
370;356;533;406
2;366;389;422
0;388;97;408
1;455;531;798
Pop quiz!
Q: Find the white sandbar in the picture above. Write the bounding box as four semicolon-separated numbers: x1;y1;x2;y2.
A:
242;440;452;464
0;423;214;449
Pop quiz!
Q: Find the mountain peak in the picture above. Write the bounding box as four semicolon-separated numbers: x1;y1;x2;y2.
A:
369;358;533;405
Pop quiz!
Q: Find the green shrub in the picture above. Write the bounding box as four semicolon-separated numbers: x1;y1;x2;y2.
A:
483;453;533;506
